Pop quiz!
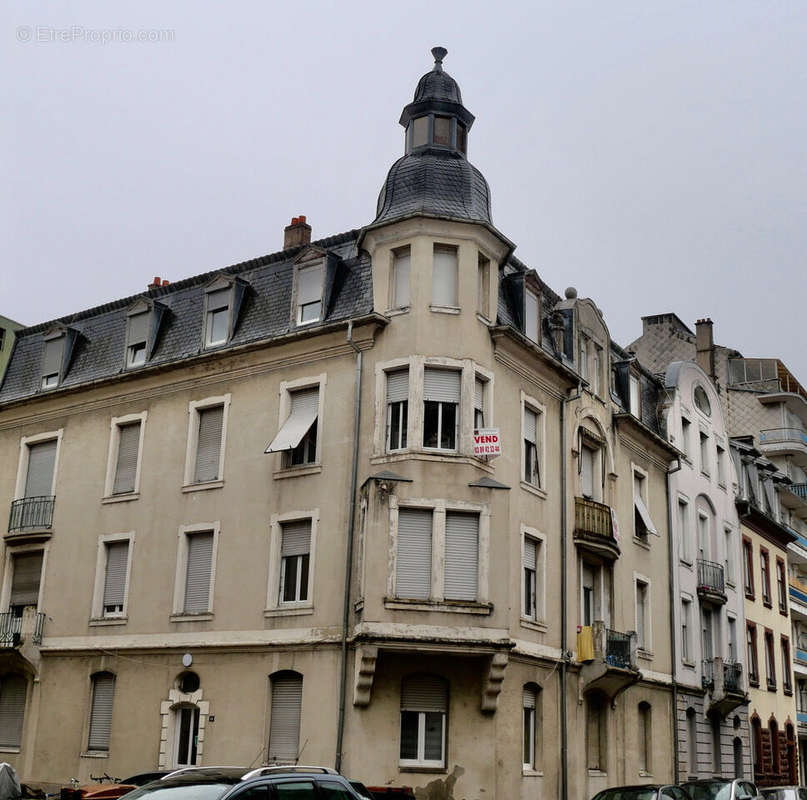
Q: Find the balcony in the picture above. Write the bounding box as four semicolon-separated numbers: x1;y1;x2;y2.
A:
578;621;639;699
759;428;807;465
7;496;54;542
704;658;747;716
574;497;620;561
793;484;807;501
791;579;807;619
0;611;44;648
697;559;727;605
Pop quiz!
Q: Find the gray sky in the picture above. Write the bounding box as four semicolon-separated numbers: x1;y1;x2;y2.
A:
3;0;806;378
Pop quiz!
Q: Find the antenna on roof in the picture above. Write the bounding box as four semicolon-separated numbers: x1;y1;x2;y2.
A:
431;46;447;71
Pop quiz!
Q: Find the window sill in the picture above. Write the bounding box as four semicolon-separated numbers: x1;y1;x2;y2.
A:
399;766;447;774
745;592;755;601
273;464;322;480
370;452;494;474
588;770;607;778
633;536;651;551
520;618;548;633
170;612;214;623
182;481;224;493
780;607;789;617
0;747;20;754
81;751;109;759
749;678;760;688
264;606;313;618
384;598;492;615
784;687;793;696
89;617;128;627
101;493;139;505
385;307;410;317
767;682;777;693
522;769;543;778
639;771;653;779
637;648;654;661
520;481;547;500
476;313;492;325
682;659;696;669
429;304;460;315
763;599;773;609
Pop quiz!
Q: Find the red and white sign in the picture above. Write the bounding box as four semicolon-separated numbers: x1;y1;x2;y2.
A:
473;428;502;457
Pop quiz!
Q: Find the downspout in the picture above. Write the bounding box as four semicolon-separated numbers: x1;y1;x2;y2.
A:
560;381;582;800
666;456;683;782
335;320;363;773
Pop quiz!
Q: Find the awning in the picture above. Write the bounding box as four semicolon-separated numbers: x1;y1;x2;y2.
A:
634;495;660;537
265;389;318;453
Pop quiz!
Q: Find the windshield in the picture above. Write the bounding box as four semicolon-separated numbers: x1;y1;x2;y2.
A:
120;784;235;800
592;790;658;800
685;783;733;800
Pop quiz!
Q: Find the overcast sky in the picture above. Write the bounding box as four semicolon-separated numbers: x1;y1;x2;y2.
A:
3;0;806;377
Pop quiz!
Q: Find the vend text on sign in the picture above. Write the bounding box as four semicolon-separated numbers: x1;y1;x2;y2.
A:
473;428;502;457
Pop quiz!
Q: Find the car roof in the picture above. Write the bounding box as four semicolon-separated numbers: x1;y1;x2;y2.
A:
160;768;253;785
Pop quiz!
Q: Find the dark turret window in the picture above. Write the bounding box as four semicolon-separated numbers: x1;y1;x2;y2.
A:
412;116;429;148
433;116;451;146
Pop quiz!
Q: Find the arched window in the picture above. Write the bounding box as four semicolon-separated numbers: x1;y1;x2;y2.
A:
638;702;652;774
268;671;303;764
751;716;763;773
523;684;541;771
733;737;743;779
587;693;607;772
88;672;115;752
770;719;779;772
687;707;698;776
712;716;722;773
400;674;447;768
0;675;27;749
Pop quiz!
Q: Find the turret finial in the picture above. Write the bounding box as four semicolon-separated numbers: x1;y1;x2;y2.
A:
431;46;447;71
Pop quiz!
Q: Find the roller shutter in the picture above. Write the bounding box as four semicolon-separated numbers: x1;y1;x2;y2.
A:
524;408;537;444
127;312;149;346
265;389;319;453
444;512;479;602
87;673;115;751
41;338;62;378
103;541;129;611
281;521;311;557
268;673;302;763
523;685;536;709
10;553;42;608
423;369;460;403
387;371;409;404
396;509;432;600
401;675;447;711
432;248;458;306
25;440;56;498
113;423;140;494
0;675;26;748
525;290;539;342
184;532;214;613
393;251;411;308
194;406;223;483
524;538;537;571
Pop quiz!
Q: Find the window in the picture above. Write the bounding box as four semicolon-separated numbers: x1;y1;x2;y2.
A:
23;439;57;500
679;499;691;561
184;396;230;487
694;384;712;416
396;508;433;600
716;444;726;485
126;311;149;366
0;675;27;748
747;624;759;684
444;512;479;602
431;245;458;307
777;558;787;613
743;538;754;598
279;521;311;604
700;432;710;476
268;671;302;764
411;116;428;148
629;375;641;417
477;255;490;318
764;629;776;689
633;470;656;540
752;717;762;772
40;332;66;389
782;636;792;693
638;702;651;774
681;417;691;458
687;708;697;776
698;512;710;560
0;328;5;352
174;705;200;768
712;716;722;773
581;560;612;628
523;685;538;770
586;694;607;772
580;443;598;500
106;417;144;497
681;597;692;662
456;123;467;154
386;370;409;451
636;579;649;650
8;552;43;616
473;376;486;431
296;264;323;324
318;783;353;800
392;247;411;309
204;287;231;347
523;406;541;486
87;672;115;752
399;674;447;768
523;537;539;621
593;346;603;397
180;530;215;615
761;549;771;606
433;115;451;146
724;527;735;584
101;539;130;618
266;385;320;468
701;607;714;662
423;368;459;450
728;616;737;661
579;336;588;380
524;289;539;343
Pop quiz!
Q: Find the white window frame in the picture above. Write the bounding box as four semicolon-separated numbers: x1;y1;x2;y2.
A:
678;494;692;563
14;429;64;500
430;243;459;309
634;573;652;653
0;543;49;614
182;394;231;489
399;707;446;769
521;526;546;625
522;686;539;772
632;463;654;542
274;374;326;471
629;374;641;417
171;522;220;618
388;496;490;607
266;510;319;615
579;558;612;628
91;532;135;621
390;245;411;311
681;594;693;664
521;392;546;494
477;253;491;320
680;416;692;460
724;525;736;586
699;429;711;477
727;613;738;662
716;442;727;487
103;412;147;499
294;262;324;326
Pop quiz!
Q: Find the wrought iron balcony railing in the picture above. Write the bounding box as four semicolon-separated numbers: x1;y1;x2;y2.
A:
792;484;807;501
723;660;743;693
0;611;43;647
702;658;715;688
8;496;55;534
697;558;726;596
606;628;632;669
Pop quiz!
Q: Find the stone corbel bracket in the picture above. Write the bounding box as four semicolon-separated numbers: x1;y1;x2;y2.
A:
353;645;378;706
481;651;509;712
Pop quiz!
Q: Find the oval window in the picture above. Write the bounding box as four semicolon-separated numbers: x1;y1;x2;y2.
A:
694;385;711;416
178;671;200;694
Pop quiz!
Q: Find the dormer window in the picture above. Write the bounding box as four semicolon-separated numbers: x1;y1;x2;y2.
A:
40;329;72;389
296;264;323;325
205;288;230;347
126;312;149;367
629;374;641;418
525;289;540;343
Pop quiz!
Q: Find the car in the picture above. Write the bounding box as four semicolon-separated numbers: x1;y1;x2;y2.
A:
120;766;366;800
591;785;691;800
760;787;807;800
122;773;176;787
682;779;764;800
363;789;416;800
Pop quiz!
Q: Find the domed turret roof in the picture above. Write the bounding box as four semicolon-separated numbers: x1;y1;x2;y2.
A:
412;47;463;105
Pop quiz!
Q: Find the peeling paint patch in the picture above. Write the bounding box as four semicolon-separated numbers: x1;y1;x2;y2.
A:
413;765;465;800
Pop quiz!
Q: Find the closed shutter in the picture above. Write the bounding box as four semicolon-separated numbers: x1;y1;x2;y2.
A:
206;288;230;312
0;675;27;748
113;423;141;494
127;312;149;346
42;338;62;377
396;509;432;600
387;370;409;404
763;477;776;514
444;512;479;602
474;378;485;412
746;461;759;502
25;440;57;497
523;685;536;709
297;265;322;306
524;538;537;571
423;369;460;403
525;290;539;342
10;553;43;607
87;673;115;751
184;532;214;613
281;521;311;557
401;675;447;712
194;406;223;483
393;251;411;307
265;389;319;453
103;541;129;610
432;247;458;306
268;674;302;763
524;408;537;444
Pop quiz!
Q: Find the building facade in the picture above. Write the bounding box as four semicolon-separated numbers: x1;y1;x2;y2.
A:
0;49;677;797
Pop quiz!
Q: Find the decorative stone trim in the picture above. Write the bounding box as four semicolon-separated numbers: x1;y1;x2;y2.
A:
353;645;378;706
480;651;509;712
158;687;210;769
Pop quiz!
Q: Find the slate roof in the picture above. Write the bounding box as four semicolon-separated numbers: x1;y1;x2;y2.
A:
413;66;462;105
0;231;373;404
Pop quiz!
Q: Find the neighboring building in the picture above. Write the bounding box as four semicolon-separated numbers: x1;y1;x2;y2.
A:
0;49;677;797
661;361;751;780
0;316;23;383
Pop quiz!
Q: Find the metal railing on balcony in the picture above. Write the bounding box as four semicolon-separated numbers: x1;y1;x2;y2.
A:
724;660;743;693
697;558;726;596
8;496;55;533
792;484;807;501
0;614;21;647
605;629;632;669
760;428;807;447
702;658;715;688
574;497;616;542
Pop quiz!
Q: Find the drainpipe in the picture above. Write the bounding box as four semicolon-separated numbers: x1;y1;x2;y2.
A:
560;382;582;800
335;320;363;773
666;456;683;782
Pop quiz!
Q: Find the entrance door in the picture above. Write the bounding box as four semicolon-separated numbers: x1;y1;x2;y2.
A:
174;706;200;767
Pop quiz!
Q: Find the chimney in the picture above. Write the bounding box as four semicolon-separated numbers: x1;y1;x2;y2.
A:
284;215;312;250
696;318;715;380
148;276;162;290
